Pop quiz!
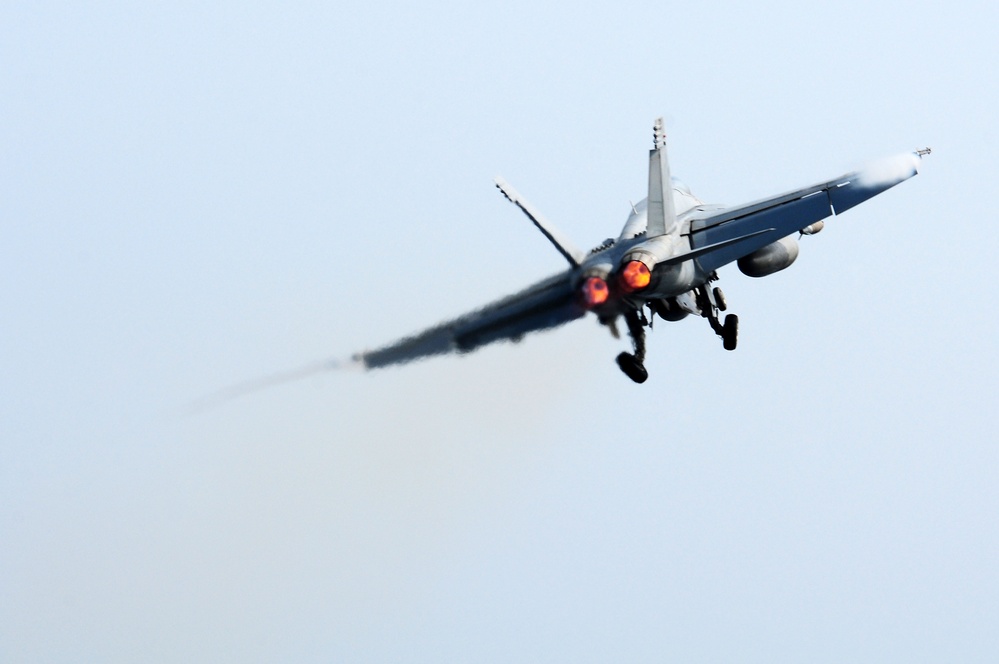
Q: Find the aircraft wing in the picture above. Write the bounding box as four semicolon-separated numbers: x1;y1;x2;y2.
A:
688;151;926;273
356;271;584;369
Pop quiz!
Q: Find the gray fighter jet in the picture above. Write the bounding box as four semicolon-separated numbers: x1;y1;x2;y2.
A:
355;119;929;383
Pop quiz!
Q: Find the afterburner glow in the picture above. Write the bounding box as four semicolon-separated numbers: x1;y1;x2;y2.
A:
620;261;651;292
580;277;609;307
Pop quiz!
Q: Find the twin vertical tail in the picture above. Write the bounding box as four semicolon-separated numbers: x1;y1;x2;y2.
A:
646;117;677;238
494;176;586;268
496;117;678;266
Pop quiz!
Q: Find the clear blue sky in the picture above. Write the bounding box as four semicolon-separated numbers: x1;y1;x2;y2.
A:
3;1;998;661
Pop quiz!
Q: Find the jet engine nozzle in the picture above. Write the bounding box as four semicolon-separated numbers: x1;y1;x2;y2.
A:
617;235;674;293
580;276;610;308
620;260;652;292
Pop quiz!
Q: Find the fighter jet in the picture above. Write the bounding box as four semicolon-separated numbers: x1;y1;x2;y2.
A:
354;119;929;383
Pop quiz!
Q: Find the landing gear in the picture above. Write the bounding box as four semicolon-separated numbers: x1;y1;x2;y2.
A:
713;287;727;312
616;308;648;383
722;314;738;351
700;281;738;351
616;352;648;383
612;279;740;382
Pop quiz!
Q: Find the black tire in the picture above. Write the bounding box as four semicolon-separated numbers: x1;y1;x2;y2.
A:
713;287;727;312
722;314;738;351
616;352;649;383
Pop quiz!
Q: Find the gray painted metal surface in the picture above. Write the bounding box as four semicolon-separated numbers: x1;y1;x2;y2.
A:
646;118;677;237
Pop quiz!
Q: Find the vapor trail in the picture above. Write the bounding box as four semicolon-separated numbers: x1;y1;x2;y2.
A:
855;151;923;189
184;357;361;414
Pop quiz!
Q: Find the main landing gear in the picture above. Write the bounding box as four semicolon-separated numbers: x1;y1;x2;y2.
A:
613;279;740;384
615;309;649;383
700;281;738;352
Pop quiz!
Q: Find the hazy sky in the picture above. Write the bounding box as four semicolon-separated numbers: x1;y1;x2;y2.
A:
3;1;998;661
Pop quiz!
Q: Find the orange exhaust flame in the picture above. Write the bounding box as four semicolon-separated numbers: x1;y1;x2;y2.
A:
620;261;651;292
580;276;609;308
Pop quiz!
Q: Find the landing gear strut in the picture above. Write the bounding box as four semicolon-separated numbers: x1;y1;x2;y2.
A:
700;281;738;351
616;309;649;383
613;280;740;382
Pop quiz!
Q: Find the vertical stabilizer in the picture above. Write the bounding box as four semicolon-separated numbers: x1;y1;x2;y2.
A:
646;118;677;237
494;176;586;267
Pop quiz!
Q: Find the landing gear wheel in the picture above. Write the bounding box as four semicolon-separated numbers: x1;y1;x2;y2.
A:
713;287;727;312
722;314;739;351
616;352;648;383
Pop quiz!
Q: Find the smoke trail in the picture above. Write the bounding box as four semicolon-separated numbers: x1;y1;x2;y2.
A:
184;357;362;414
